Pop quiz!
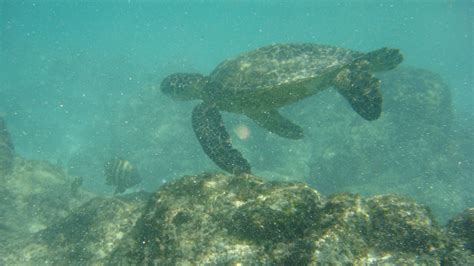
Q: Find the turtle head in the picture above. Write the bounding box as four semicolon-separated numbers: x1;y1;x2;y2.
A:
161;73;207;101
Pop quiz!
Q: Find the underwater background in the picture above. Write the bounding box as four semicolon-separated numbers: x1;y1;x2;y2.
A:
0;0;472;226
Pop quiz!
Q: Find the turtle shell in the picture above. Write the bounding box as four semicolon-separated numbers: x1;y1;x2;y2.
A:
209;43;364;93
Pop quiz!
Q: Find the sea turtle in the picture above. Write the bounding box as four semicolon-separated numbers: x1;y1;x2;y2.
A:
161;43;403;175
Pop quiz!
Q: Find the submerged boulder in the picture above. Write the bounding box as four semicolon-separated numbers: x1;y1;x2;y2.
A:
4;173;470;264
119;173;325;265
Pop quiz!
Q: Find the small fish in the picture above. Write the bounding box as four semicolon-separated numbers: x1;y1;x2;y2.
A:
0;116;14;150
0;117;14;176
104;158;142;194
70;176;84;196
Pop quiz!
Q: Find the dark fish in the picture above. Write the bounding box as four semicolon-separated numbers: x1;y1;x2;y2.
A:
104;158;142;194
70;176;84;196
0;117;14;176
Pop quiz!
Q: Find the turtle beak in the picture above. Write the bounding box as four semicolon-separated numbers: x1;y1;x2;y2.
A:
161;73;205;101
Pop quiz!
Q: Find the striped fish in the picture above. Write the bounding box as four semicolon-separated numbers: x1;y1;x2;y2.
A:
104;158;141;194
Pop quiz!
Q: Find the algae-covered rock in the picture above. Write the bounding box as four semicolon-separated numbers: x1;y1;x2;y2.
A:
111;173;325;265
0;117;14;177
103;174;474;264
366;195;446;253
2;173;471;264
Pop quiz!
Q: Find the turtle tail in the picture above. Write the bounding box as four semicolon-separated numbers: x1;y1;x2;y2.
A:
334;60;382;121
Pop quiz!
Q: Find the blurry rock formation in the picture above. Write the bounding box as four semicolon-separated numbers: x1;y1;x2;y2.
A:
0;157;94;256
2;173;472;264
0;117;15;177
304;67;469;222
30;193;149;263
309;67;454;188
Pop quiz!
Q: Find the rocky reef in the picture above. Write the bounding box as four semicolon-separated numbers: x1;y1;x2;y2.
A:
0;117;15;177
1;172;471;264
2;66;471;263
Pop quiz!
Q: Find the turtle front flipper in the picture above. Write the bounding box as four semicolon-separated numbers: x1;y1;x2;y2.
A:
192;103;251;175
334;59;382;121
247;110;304;139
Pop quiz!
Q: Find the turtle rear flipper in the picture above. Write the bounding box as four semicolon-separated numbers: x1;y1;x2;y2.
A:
192;103;251;175
335;59;382;121
247;110;304;139
361;47;403;72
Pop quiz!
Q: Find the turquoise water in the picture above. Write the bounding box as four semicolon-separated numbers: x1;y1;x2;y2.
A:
0;1;472;222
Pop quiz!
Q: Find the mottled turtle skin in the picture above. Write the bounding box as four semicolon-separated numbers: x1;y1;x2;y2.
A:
161;43;403;174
